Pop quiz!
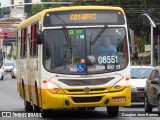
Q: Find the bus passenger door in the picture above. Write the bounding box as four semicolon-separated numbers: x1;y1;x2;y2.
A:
27;29;32;102
29;23;40;106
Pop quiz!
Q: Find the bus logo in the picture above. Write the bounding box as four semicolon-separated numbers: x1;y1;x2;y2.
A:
84;87;90;93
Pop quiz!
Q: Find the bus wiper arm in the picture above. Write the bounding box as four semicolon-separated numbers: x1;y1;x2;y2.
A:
90;25;107;45
63;28;71;49
54;13;66;24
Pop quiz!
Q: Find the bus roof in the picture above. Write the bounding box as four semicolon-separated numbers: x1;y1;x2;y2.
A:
18;6;125;29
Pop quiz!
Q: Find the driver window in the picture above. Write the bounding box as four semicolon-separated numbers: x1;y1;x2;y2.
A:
152;70;160;85
149;70;156;80
154;71;159;79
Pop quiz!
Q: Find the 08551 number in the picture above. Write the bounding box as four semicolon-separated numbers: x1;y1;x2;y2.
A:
98;56;118;64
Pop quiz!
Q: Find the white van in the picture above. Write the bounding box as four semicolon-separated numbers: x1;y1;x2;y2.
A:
130;66;154;102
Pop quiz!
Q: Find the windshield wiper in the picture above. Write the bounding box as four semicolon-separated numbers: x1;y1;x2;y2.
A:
53;12;72;49
54;13;66;24
63;28;71;49
90;25;107;45
59;29;72;66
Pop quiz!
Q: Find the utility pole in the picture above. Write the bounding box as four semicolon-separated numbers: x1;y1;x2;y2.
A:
142;14;156;66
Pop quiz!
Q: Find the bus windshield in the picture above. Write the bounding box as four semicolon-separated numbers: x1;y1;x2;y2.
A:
43;27;128;74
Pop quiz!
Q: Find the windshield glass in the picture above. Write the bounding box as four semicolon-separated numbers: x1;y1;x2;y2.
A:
4;62;14;66
43;27;128;74
131;68;153;78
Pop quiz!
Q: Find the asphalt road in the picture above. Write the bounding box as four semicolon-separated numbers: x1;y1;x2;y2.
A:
0;73;159;120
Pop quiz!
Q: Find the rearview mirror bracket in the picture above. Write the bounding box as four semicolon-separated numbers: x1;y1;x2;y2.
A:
37;30;43;44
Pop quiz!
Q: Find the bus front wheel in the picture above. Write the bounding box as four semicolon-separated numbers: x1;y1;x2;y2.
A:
107;106;119;117
41;109;51;118
24;101;33;112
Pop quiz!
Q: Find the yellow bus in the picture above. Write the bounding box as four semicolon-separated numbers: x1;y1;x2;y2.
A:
17;6;131;117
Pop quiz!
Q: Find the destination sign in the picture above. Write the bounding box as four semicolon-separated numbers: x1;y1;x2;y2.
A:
43;10;125;26
70;13;97;21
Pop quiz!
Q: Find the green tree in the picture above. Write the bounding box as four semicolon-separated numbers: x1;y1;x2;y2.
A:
26;4;45;18
26;0;160;53
26;0;63;18
42;0;62;8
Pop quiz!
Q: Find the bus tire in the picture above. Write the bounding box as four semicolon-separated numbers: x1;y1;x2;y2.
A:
144;97;153;113
34;105;40;112
78;107;86;110
107;106;119;117
22;83;33;112
41;109;50;118
87;107;95;110
34;83;40;112
24;101;33;112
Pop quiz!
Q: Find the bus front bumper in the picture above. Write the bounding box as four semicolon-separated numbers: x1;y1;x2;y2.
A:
41;87;131;110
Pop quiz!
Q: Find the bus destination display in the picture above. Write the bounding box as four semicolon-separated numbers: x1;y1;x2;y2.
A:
43;10;125;26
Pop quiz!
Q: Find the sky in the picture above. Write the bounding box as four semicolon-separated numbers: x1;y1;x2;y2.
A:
0;0;10;7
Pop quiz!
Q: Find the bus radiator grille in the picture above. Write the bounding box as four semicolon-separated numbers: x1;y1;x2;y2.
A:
67;88;106;93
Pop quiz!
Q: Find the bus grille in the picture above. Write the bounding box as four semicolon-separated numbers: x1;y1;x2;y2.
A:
72;96;102;103
68;88;106;92
58;77;114;86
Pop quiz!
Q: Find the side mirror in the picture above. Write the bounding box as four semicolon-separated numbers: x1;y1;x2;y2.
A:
37;30;43;44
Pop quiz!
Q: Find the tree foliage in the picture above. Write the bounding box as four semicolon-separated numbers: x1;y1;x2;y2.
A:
26;4;45;18
26;0;160;53
27;0;62;18
72;0;160;53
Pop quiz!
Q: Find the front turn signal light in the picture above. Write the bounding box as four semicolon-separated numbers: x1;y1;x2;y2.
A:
42;80;61;94
109;77;130;92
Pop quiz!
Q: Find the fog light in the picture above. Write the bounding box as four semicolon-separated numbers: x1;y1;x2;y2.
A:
104;99;109;104
65;99;69;106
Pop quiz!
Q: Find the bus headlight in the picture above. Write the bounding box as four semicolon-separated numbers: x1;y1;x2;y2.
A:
109;77;130;92
42;80;63;94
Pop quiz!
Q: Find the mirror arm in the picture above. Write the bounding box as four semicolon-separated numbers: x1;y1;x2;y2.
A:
37;30;43;44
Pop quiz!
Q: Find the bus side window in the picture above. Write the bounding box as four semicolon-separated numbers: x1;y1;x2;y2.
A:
33;23;38;57
30;23;38;57
24;28;28;58
20;30;23;58
30;25;34;57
